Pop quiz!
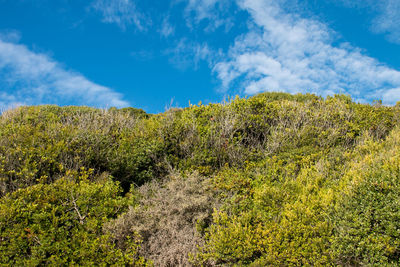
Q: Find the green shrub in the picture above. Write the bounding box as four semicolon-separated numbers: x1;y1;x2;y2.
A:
332;129;400;265
0;172;147;266
0;105;164;194
1;93;400;266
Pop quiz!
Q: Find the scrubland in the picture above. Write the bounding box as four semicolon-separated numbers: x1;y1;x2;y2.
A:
1;92;400;266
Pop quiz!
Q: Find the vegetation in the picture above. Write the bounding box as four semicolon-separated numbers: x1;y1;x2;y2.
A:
1;92;400;266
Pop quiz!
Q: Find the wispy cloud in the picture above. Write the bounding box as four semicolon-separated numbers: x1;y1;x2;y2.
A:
91;0;150;31
86;0;400;104
336;0;400;44
0;91;21;111
211;0;400;104
371;0;400;44
0;36;129;109
160;16;175;37
0;30;21;43
166;38;220;70
130;49;154;61
182;0;234;32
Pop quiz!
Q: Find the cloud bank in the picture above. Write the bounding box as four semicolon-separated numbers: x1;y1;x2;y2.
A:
0;37;129;109
211;0;400;104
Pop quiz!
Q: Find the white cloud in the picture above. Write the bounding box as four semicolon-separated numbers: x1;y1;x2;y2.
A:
183;0;234;32
371;0;400;43
160;16;175;37
0;91;22;111
0;38;129;109
212;0;400;104
336;0;400;44
166;38;220;70
381;87;400;104
0;30;21;43
91;0;150;31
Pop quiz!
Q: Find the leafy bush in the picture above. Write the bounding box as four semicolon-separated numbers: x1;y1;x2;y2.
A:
0;105;164;194
0;171;147;266
332;129;400;265
1;92;400;265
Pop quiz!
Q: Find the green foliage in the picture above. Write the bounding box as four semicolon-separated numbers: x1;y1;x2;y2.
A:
110;106;150;118
0;105;164;194
1;92;400;265
197;161;337;266
332;129;400;265
0;172;147;266
191;94;399;265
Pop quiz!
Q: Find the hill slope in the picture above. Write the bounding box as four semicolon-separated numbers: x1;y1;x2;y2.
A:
1;92;400;265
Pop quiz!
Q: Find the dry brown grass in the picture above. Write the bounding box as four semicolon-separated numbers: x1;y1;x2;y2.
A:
105;171;219;266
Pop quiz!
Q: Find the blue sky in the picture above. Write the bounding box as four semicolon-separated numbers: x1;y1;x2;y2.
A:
1;0;400;113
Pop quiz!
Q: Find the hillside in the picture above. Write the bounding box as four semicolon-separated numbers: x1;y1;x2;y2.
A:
1;92;400;266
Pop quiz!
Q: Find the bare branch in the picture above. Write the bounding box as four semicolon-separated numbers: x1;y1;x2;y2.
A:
70;193;86;224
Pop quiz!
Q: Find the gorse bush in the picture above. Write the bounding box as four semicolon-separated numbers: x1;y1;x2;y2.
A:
1;92;400;266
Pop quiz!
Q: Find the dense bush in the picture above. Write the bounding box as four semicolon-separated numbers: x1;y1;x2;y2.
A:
0;170;147;266
1;92;400;266
332;129;400;265
0;105;164;194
